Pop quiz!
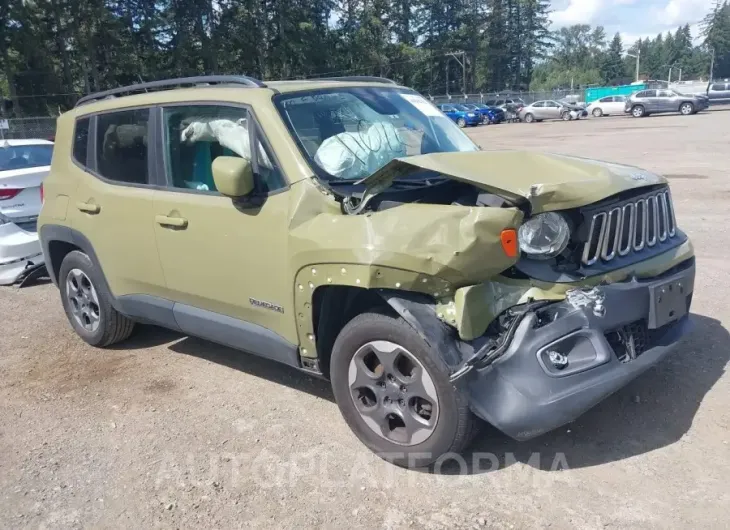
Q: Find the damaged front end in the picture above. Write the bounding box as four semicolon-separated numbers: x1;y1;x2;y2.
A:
288;146;696;441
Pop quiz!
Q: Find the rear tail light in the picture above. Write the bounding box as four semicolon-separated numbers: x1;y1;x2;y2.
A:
0;188;22;201
40;183;44;204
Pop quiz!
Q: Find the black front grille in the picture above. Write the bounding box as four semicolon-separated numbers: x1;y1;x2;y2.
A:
581;187;678;266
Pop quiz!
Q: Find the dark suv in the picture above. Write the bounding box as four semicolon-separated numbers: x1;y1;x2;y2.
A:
625;89;709;117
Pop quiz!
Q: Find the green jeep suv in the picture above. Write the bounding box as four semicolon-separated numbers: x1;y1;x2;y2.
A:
39;76;696;467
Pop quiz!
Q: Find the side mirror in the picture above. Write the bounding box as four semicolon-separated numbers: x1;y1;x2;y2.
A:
212;156;254;197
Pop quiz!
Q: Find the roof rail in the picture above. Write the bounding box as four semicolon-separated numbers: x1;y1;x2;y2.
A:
319;76;398;85
75;75;266;107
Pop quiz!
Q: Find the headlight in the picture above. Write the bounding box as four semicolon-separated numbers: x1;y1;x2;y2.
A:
518;212;570;259
467;113;475;117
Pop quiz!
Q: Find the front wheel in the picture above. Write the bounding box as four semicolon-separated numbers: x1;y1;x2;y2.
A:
680;102;694;115
330;312;476;468
456;117;466;128
592;108;603;117
562;111;572;121
523;113;534;123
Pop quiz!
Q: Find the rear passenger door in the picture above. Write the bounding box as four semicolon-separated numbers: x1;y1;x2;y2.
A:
150;103;294;343
68;108;167;299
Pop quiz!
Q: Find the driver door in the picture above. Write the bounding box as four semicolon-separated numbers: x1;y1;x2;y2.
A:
151;103;294;343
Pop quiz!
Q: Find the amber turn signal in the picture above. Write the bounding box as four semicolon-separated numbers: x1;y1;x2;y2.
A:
500;229;519;258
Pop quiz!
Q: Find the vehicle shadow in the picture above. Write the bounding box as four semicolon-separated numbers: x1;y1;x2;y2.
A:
118;314;727;475
447;313;728;474
167;334;335;402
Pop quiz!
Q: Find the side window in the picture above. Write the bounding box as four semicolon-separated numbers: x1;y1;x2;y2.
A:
96;109;150;184
73;117;90;167
658;90;673;97
635;91;647;98
532;101;545;108
162;105;285;194
711;83;726;91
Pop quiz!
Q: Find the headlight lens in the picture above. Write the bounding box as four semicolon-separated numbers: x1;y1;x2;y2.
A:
518;212;570;259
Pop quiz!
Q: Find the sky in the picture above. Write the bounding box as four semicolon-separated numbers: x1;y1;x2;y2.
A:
549;0;717;45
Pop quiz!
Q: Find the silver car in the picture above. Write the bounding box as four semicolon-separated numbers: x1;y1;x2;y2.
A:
518;100;575;123
624;89;709;117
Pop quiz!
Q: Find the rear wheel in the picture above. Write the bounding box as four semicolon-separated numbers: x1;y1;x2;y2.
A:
592;107;603;117
456;117;466;128
680;102;694;115
562;111;571;121
330;312;476;468
523;113;535;123
59;251;135;347
631;105;645;118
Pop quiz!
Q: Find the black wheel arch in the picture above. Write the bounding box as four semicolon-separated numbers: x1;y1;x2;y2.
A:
312;286;464;379
40;224;120;312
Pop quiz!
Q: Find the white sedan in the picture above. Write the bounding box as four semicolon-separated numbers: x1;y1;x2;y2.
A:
0;139;53;285
587;95;628;117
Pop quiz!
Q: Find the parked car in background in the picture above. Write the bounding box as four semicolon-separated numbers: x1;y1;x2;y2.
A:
707;81;730;105
462;103;505;124
461;103;489;124
437;103;481;127
560;100;588;118
587;96;628;117
518;100;577;123
0;139;52;285
486;97;526;112
476;104;506;124
625;89;709;117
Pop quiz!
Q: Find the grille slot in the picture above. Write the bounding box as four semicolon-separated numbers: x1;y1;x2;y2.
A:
582;189;677;266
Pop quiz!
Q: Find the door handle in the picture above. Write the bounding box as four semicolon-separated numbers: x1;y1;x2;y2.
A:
76;202;100;214
155;215;188;229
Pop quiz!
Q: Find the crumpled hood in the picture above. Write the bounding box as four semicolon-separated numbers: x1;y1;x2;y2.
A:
356;151;667;213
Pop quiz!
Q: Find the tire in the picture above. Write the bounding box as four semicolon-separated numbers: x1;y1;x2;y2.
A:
680;102;694;115
561;111;571;121
631;105;645;118
592;108;603;117
456;117;466;128
523;113;534;123
59;251;135;347
330;312;477;468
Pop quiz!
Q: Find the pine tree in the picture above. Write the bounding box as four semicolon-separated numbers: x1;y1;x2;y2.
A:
601;33;625;84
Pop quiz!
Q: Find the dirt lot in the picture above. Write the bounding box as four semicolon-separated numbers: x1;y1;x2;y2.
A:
2;111;729;529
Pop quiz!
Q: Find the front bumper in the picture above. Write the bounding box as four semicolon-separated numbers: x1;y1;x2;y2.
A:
467;259;695;440
0;222;45;286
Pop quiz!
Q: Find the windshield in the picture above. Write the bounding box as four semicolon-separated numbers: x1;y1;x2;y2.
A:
274;87;478;181
0;144;53;171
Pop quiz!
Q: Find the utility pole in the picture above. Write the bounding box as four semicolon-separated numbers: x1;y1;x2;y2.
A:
627;48;641;83
709;48;715;82
447;51;467;94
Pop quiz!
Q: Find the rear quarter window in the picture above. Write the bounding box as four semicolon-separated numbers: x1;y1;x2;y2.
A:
73;117;90;167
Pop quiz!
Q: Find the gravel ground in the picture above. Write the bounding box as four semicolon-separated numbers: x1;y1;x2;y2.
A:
1;110;729;529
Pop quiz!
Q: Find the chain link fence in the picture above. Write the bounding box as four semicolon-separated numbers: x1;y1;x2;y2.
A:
0;117;57;140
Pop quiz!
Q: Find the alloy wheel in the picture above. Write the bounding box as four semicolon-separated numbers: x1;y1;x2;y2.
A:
66;268;101;332
348;340;439;446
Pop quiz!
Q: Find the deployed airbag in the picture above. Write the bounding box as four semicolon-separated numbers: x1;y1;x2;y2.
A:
313;122;406;180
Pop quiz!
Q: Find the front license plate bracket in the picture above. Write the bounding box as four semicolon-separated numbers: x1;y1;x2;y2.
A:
648;277;688;329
